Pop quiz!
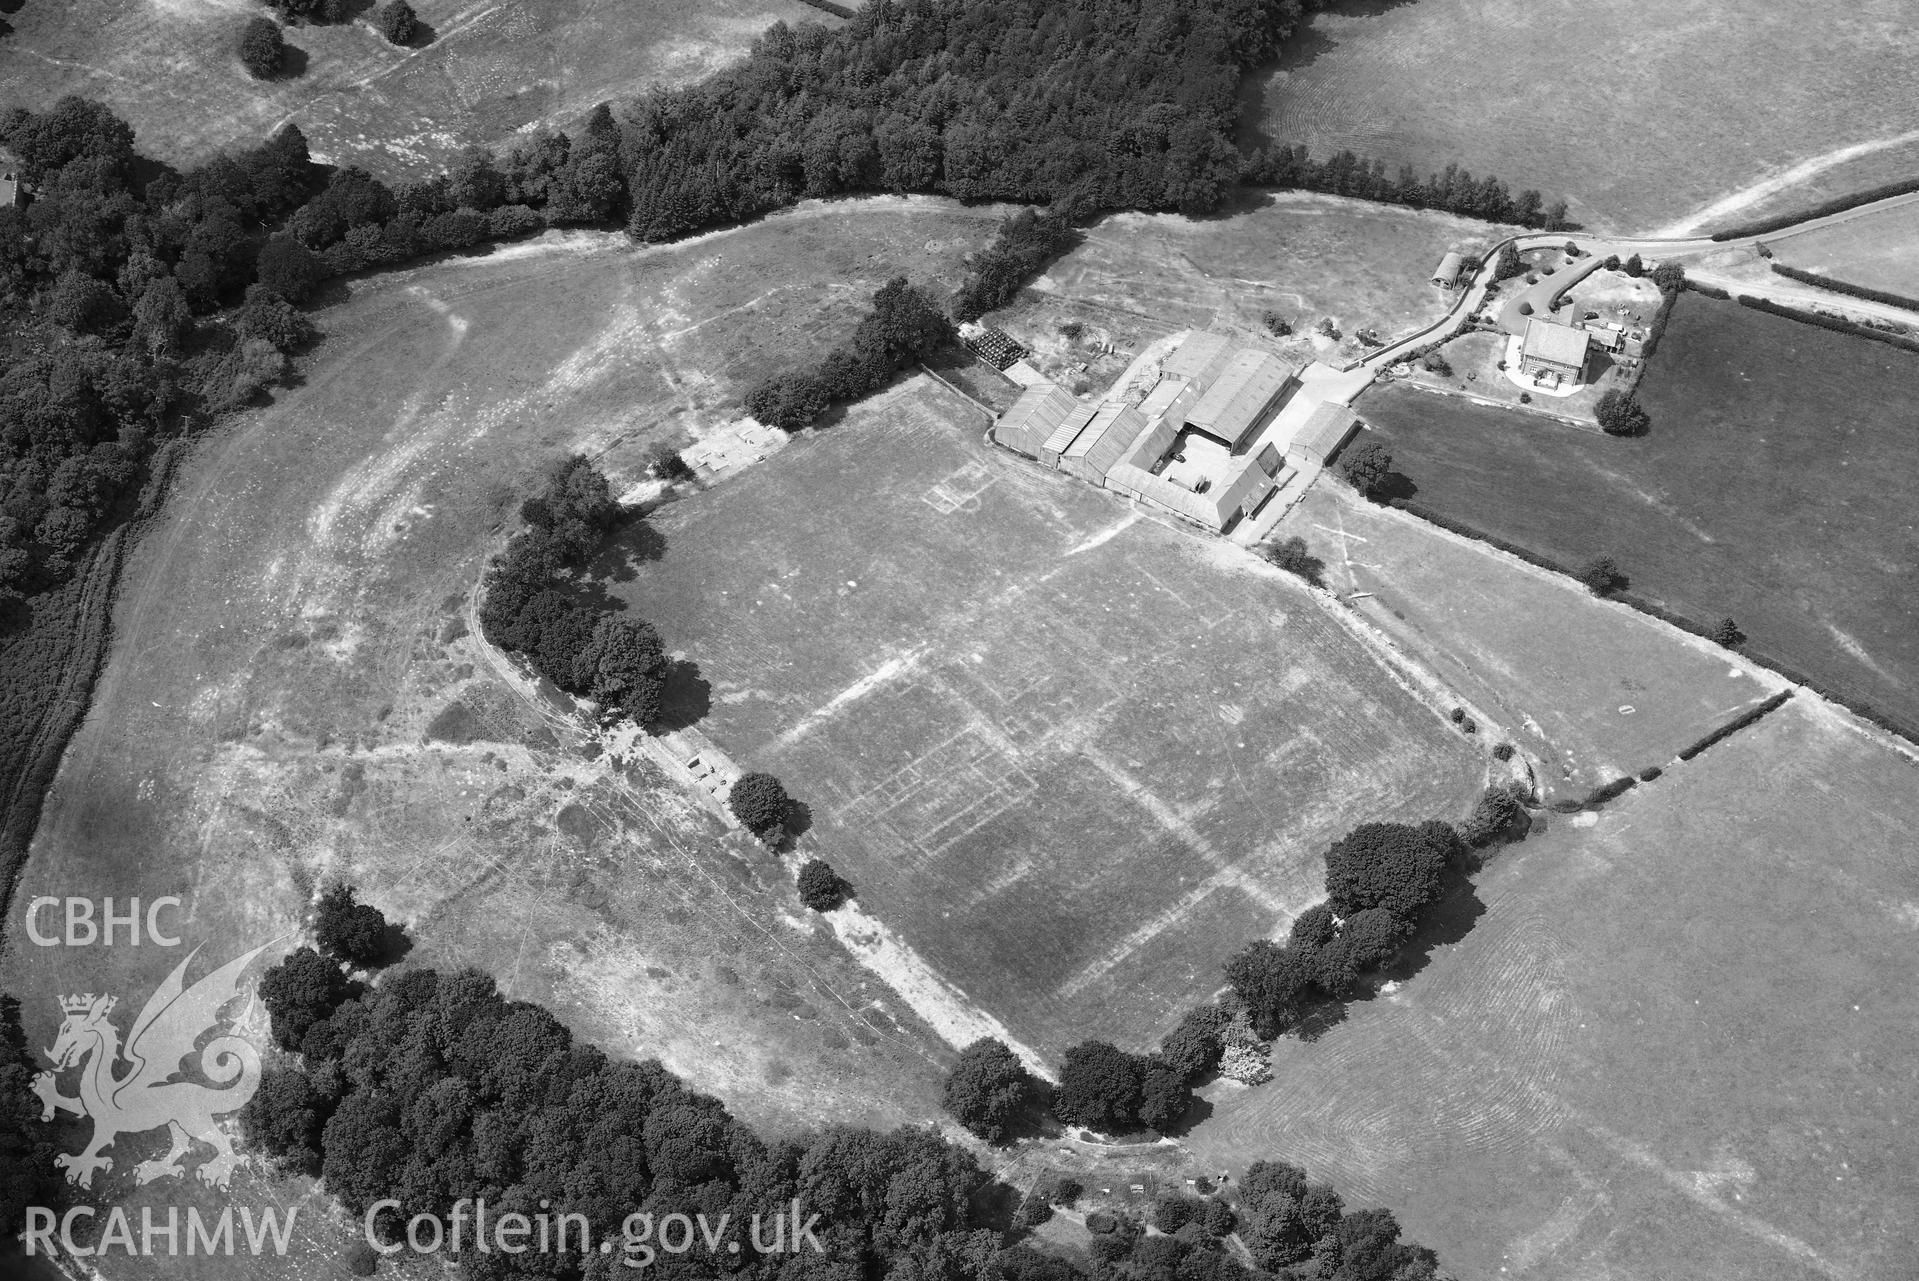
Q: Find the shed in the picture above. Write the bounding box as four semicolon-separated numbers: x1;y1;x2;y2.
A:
1159;331;1236;388
993;383;1079;459
1039;401;1100;469
1432;251;1465;287
1061;403;1148;484
1183;350;1296;449
1288;402;1360;466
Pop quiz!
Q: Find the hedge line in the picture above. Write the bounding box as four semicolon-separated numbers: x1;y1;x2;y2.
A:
1708;177;1919;241
1389;504;1919;749
1732;293;1919;354
1675;690;1794;761
1769;263;1919;313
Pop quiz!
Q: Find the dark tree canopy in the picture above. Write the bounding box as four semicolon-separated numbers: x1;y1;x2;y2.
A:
1053;1040;1143;1133
257;945;355;1051
1340;439;1392;496
1579;555;1627;596
941;1037;1032;1142
1323;821;1452;920
1595;389;1651;437
240;17;287;80
729;771;792;838
1262;535;1324;587
1223;938;1319;1037
576;613;669;723
313;883;394;969
797;857;851;911
376;0;420;45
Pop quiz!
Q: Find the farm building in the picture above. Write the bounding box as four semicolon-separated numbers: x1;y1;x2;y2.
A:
1184;349;1298;449
1519;318;1591;385
1038;401;1100;468
1432;251;1465;287
1288;403;1360;466
1105;439;1287;533
1061;402;1148;483
1159;330;1236;385
993;382;1080;458
0;147;23;209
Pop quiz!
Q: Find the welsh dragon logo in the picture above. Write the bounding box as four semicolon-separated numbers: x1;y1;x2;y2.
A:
30;943;271;1191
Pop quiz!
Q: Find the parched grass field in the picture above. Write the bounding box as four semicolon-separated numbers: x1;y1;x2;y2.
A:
1001;193;1502;377
1771;199;1919;297
1187;696;1919;1281
621;377;1488;1057
0;199;1004;1279
1242;0;1919;233
1273;486;1781;796
1356;296;1919;737
0;0;822;177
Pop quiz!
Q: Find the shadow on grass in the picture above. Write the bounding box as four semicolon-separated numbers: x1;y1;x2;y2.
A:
650;659;710;732
1387;869;1488;981
786;797;814;840
1371;470;1419;503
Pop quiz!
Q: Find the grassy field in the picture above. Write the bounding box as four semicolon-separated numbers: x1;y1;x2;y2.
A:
994;192;1503;385
1186;695;1919;1281
0;199;1004;1279
1771;200;1919;296
1241;0;1919;234
1272;486;1782;797
0;0;823;178
1355;297;1919;736
621;377;1488;1057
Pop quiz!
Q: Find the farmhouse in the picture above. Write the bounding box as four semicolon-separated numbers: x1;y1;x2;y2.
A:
1289;402;1361;467
1432;251;1465;287
1519;317;1591;386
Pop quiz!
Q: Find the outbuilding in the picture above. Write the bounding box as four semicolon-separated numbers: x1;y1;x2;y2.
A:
1431;251;1466;288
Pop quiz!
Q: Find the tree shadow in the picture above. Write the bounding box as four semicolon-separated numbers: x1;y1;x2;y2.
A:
1387;871;1488;980
649;659;710;732
373;920;414;968
278;43;311;79
592;519;667;582
1366;469;1416;503
1293;998;1349;1043
1159;1092;1215;1136
786;797;814;841
970;1180;1024;1233
406;18;439;46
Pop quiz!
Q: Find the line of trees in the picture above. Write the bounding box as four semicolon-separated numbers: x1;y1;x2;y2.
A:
952;207;1083;323
476;457;671;725
743;276;955;430
247;953;1040;1281
1244;145;1572;230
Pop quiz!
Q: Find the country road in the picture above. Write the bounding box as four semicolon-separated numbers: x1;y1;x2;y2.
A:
1362;188;1919;373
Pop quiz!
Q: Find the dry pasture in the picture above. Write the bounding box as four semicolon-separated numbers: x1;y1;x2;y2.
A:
621;377;1489;1058
1242;0;1919;234
0;198;1004;1278
0;0;824;178
1186;695;1919;1281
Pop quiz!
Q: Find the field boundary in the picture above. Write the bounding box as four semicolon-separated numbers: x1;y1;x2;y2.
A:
1769;262;1919;313
916;363;1000;423
1384;497;1918;748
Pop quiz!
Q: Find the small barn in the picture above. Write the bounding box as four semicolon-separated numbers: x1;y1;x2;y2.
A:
1431;251;1466;288
1288;402;1360;467
1038;401;1100;469
1061;402;1148;484
1520;318;1590;384
993;382;1079;459
1159;330;1235;387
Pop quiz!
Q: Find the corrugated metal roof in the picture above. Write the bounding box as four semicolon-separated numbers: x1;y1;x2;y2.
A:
1290;402;1360;461
1185;350;1295;445
1160;331;1235;385
1062;403;1148;482
1039;401;1100;466
1522;318;1590;368
1432;251;1465;283
994;383;1079;458
1106;455;1279;531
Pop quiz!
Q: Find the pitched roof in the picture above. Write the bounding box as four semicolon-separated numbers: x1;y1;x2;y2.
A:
1522;318;1590;368
994;382;1079;457
1104;452;1282;531
1290;402;1360;459
1184;350;1296;444
1062;402;1149;480
1160;331;1236;386
1040;401;1100;462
